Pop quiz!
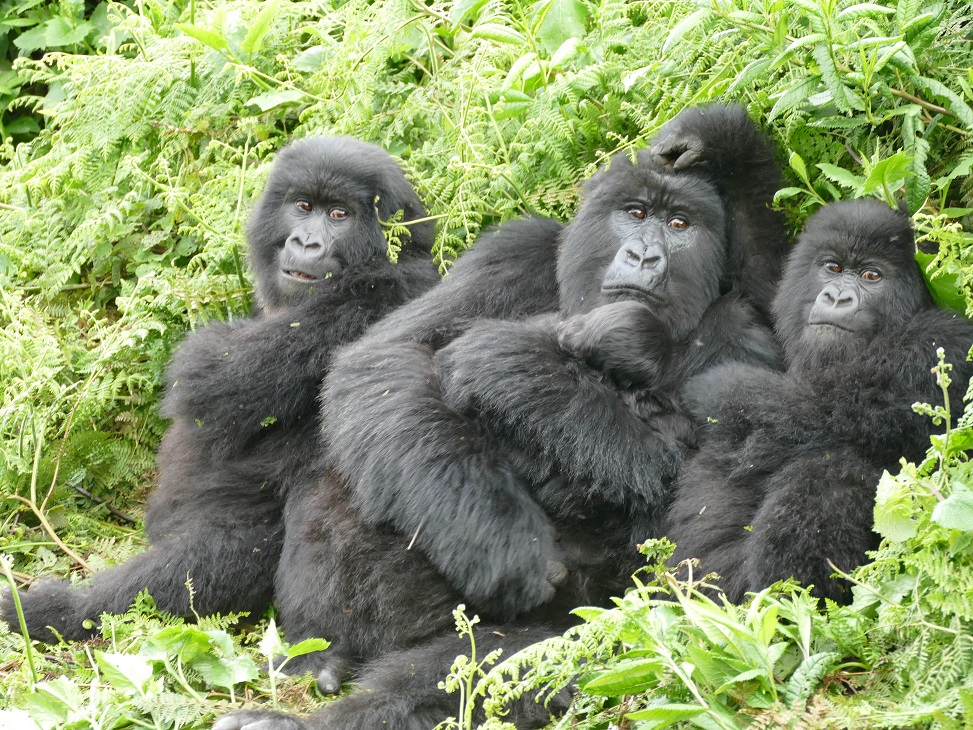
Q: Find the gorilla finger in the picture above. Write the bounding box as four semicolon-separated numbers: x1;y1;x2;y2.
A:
672;144;706;171
546;559;569;587
317;666;343;695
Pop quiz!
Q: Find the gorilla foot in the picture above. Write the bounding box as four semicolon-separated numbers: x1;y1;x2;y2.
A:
212;710;306;730
275;649;351;695
0;580;95;644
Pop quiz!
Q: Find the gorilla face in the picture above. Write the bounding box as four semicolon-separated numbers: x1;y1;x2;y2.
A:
556;151;726;342
773;198;933;371
247;137;431;312
274;192;366;299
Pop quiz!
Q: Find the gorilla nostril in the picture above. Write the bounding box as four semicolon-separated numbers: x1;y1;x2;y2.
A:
643;255;662;269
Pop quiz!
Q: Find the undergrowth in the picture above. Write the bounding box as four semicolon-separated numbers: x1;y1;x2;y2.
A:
1;0;972;727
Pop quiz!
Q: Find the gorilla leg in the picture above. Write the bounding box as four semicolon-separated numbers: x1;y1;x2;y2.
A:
275;471;463;693
743;451;881;603
6;525;281;643
2;446;283;642
215;625;567;730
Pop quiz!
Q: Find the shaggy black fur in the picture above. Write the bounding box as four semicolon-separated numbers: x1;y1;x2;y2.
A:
0;138;439;642
215;104;790;730
666;198;973;604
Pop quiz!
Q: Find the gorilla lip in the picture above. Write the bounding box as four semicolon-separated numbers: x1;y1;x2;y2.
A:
807;320;855;333
602;285;668;306
284;269;322;282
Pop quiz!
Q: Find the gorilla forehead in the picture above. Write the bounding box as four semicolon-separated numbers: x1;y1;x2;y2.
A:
581;152;724;221
790;199;917;273
267;137;405;205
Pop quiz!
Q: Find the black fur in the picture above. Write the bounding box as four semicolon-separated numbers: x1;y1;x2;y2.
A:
666;198;973;604
247;104;788;729
0;137;439;642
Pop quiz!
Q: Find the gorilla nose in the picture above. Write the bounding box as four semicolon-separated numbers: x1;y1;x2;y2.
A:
623;245;668;273
820;285;858;309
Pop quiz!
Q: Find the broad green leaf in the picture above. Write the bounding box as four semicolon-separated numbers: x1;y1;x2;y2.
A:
579;658;664;695
287;637;331;658
874;470;917;542
773;186;807;203
175;23;229;52
536;0;588;56
241;0;279;57
836;3;895;21
293;46;325;73
12;25;48;52
44;17;92;48
782;651;840;706
193;652;260;690
95;651;154;696
246;89;305;111
144;625;213;663
452;0;491;26
663;8;711;56
816;162;863;192
932;482;973;532
471;23;526;45
915;251;967;314
788;151;810;185
915;75;973;129
861;152;912;196
626;703;707;724
25;677;81;727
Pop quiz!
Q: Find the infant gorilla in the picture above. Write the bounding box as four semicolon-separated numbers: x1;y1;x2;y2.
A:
667;198;973;603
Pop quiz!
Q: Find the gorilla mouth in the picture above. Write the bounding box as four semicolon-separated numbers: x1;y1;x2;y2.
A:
284;269;322;282
808;321;855;334
602;285;668;306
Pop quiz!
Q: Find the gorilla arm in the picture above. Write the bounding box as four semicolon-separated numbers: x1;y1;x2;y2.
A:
436;309;686;512
651;103;787;316
322;218;565;617
686;309;973;462
163;256;437;460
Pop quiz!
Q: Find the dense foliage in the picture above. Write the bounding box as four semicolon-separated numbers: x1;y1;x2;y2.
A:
1;0;972;727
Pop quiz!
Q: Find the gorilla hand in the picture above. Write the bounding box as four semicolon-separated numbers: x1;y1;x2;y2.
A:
649;121;708;171
557;301;672;389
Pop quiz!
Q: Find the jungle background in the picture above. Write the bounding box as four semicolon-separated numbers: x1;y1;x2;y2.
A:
1;0;973;727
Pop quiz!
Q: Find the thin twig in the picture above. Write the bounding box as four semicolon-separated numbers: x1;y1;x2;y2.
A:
71;484;138;525
8;495;94;572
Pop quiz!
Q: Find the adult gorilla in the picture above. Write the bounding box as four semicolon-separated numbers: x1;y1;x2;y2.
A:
214;103;789;730
666;199;973;604
1;138;439;642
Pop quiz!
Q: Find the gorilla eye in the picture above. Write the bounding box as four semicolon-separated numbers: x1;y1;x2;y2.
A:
668;216;689;230
296;200;313;213
825;262;843;273
626;206;647;220
861;270;882;282
329;207;349;220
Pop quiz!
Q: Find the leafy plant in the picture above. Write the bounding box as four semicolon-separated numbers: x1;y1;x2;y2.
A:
1;0;973;727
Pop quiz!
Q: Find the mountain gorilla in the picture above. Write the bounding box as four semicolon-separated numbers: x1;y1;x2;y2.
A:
214;104;789;730
666;199;973;604
0;138;439;642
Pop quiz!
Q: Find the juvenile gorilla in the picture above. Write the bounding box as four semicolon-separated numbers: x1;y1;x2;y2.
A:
1;138;439;642
215;104;789;730
666;198;973;604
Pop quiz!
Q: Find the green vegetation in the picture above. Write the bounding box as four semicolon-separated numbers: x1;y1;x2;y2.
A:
1;0;971;727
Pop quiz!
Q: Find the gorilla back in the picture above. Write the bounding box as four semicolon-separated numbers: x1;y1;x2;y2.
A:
1;137;439;643
667;198;973;604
